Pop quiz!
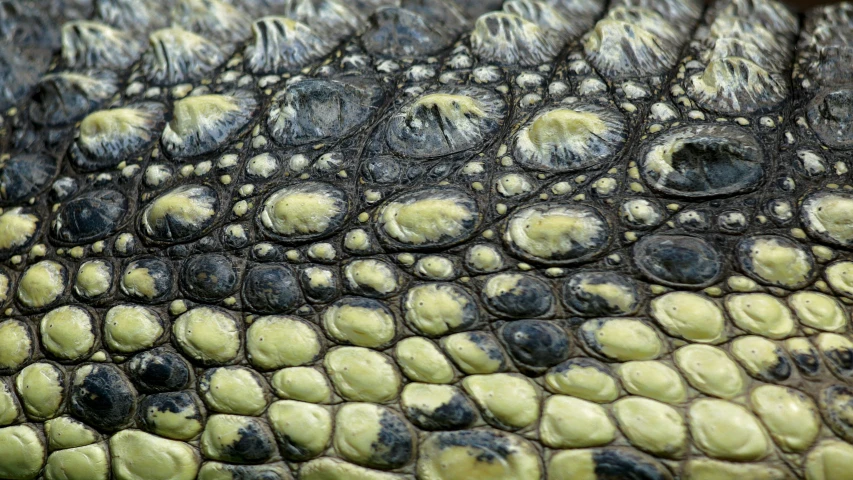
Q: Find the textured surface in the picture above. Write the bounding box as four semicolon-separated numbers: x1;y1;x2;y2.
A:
1;0;853;479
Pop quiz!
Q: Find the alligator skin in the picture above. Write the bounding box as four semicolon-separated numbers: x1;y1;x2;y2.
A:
0;0;852;478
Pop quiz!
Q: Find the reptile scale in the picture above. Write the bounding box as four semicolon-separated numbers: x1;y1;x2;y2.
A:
0;0;852;478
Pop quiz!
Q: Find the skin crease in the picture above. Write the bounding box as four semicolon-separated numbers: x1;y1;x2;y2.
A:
3;0;853;478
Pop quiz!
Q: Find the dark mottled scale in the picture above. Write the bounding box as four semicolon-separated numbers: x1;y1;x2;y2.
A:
562;271;642;316
127;347;193;393
299;266;339;303
639;125;766;199
51;189;129;245
241;263;303;313
0;45;42;115
180;253;239;302
200;463;293;480
120;257;174;303
368;409;415;469
498;320;570;375
137;390;205;438
0;153;59;205
482;274;554;318
362;0;467;57
69;363;137;432
217;417;278;464
403;386;478;431
591;448;674;480
788;343;823;377
427;429;516;463
747;348;793;383
267;77;384;147
28;71;119;127
819;336;853;378
820;384;853;443
634;235;723;288
443;331;507;373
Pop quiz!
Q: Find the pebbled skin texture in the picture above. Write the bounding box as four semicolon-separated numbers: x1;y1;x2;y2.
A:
1;0;853;479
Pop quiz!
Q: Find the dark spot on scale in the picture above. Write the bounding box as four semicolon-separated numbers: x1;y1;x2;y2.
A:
69;363;137;432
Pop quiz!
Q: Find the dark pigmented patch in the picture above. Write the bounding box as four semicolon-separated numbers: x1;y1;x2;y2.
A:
483;274;554;318
126;347;192;393
226;420;278;464
404;389;477;431
634;235;722;288
791;348;822;377
640;125;765;198
137;391;204;435
592;448;673;480
51;189;129;245
180;253;239;302
29;71;119;126
268;77;383;147
499;320;570;375
433;430;514;463
0;153;58;206
823;344;853;377
562;271;641;316
69;363;137;432
369;410;415;469
120;257;174;302
820;385;853;443
299;266;339;303
808;87;853;150
242;263;303;313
